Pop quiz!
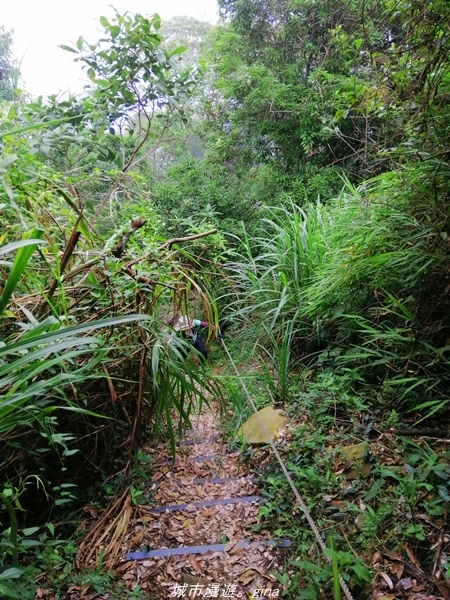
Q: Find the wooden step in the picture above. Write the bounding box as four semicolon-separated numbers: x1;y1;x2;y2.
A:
192;476;257;485
147;494;261;514
181;435;219;446
146;475;257;488
150;453;221;469
126;538;291;560
189;454;219;463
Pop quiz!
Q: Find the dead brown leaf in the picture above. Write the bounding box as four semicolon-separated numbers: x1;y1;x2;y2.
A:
165;564;178;580
412;581;428;592
404;545;423;570
189;555;203;574
82;505;98;519
389;560;404;579
238;569;259;585
380;572;394;589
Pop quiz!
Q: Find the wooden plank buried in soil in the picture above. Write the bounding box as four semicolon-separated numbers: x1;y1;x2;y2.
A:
145;476;257;488
148;494;262;514
191;476;257;485
181;435;219;446
189;454;219;463
151;454;219;469
125;538;291;560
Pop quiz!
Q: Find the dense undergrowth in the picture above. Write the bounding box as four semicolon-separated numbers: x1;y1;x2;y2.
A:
0;12;225;599
218;160;449;596
222;164;450;420
221;328;449;598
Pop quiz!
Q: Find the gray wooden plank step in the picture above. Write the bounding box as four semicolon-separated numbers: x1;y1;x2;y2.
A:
192;476;257;485
125;538;291;560
181;435;219;446
189;454;219;463
148;494;261;514
146;475;257;488
150;453;220;469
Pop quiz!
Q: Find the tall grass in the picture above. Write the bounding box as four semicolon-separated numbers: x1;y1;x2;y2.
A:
257;316;298;402
0;232;45;313
223;165;449;415
0;314;155;436
302;177;438;320
224;200;329;327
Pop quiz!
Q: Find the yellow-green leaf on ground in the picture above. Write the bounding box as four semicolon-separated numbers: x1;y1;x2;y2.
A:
239;406;288;445
338;442;371;479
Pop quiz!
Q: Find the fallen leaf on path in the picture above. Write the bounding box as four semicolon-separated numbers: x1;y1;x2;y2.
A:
189;555;203;574
166;564;178;581
398;577;412;590
238;571;255;584
380;572;394;589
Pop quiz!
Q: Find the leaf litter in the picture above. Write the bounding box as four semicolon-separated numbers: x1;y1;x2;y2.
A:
113;401;287;599
55;373;450;599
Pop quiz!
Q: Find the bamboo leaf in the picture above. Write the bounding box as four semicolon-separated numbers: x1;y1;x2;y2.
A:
0;314;152;357
0;238;46;256
0;230;46;313
0;154;17;170
58;44;78;54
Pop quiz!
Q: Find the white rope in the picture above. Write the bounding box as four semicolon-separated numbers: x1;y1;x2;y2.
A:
220;338;355;600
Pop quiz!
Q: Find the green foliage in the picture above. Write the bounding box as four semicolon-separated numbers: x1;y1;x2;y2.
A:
65;10;199;122
250;371;448;597
0;314;151;436
256;318;297;403
0;232;45;313
153;156;260;238
0;479;80;599
0;10;225;595
0;510;138;600
11;10;204;233
223;162;449;416
1;0;449;595
0;27;17;101
211;0;388;178
208;0;450;204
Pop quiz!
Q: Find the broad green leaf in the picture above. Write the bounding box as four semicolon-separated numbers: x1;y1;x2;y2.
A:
172;46;187;56
21;527;40;536
58;44;77;54
438;486;450;502
153;14;161;30
20;539;40;547
0;568;23;581
0;230;45;314
0;154;17;170
0;238;45;256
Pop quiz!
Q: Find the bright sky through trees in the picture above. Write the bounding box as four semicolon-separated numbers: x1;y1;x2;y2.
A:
2;0;218;97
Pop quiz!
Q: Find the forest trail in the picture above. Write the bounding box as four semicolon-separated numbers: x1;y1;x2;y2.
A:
116;399;289;599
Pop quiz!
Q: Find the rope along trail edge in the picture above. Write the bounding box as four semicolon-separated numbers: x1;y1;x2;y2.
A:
220;338;355;600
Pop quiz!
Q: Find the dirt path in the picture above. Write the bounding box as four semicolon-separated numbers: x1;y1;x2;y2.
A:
116;402;288;599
